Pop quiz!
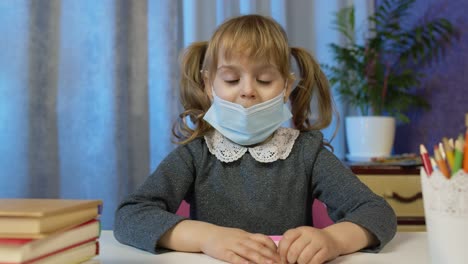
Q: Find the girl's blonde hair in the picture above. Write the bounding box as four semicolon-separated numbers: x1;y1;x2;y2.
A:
173;14;337;146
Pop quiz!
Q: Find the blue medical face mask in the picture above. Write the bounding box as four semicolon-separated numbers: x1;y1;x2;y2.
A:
203;86;293;146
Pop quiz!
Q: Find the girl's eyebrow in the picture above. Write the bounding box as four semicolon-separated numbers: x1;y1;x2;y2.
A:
217;64;277;72
217;65;238;71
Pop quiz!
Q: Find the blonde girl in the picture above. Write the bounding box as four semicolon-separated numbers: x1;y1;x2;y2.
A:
115;14;396;264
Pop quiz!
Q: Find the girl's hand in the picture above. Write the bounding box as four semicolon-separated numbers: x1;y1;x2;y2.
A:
277;226;340;264
200;226;280;264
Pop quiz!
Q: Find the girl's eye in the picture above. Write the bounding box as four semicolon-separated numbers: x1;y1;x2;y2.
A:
225;80;239;84
257;80;272;85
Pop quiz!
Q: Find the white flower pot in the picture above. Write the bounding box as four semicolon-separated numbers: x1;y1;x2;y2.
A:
345;116;396;161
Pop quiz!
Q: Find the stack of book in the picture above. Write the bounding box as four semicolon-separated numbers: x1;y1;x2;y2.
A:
0;199;102;264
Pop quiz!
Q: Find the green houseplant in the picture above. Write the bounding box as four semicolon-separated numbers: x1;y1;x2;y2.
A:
323;0;458;160
324;0;458;123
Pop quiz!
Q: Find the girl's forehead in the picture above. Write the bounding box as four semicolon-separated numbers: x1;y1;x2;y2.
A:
216;49;278;71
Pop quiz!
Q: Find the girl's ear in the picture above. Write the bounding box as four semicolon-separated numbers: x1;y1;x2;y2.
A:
202;70;213;101
284;73;295;102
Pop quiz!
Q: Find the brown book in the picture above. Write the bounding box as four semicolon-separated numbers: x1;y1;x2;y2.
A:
0;199;102;238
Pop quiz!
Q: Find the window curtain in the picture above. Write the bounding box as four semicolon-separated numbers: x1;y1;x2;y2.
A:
0;0;371;229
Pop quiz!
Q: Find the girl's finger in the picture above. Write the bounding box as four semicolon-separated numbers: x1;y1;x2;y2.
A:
278;229;301;264
308;247;329;264
222;250;250;264
234;241;273;264
296;242;321;264
250;233;278;252
242;235;279;262
286;236;311;264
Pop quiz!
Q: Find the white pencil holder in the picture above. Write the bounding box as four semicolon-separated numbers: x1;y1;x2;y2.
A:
420;169;468;264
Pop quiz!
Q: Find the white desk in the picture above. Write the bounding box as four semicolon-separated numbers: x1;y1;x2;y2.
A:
93;231;430;263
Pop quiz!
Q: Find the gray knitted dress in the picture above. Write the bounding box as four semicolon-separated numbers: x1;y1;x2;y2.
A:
114;128;397;254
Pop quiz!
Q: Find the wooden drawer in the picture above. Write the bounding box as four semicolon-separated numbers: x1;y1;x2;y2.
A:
398;224;426;232
357;174;424;217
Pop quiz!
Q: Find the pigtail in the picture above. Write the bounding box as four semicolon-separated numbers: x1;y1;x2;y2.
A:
290;47;339;147
172;41;212;144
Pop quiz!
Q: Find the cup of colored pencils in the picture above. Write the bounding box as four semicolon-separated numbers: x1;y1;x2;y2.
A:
419;113;468;264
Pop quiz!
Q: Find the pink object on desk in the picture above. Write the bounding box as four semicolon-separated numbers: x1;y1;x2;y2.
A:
269;235;282;245
176;199;334;228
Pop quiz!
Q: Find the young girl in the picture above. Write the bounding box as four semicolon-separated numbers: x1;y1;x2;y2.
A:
114;14;396;264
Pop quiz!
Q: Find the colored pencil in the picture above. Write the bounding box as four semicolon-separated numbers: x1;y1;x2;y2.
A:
419;144;433;176
453;135;464;174
464;129;468;173
434;145;450;178
442;137;455;171
430;157;438;171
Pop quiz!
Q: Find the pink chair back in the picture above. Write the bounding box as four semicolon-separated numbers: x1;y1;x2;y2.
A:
176;199;334;228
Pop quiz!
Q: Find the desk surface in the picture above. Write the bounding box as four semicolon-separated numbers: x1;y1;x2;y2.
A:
93;231;429;263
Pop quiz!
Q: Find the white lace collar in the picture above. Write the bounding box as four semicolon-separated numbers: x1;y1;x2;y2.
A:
204;127;300;163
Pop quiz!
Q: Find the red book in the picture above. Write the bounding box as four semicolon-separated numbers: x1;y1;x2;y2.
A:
7;241;100;264
0;220;100;264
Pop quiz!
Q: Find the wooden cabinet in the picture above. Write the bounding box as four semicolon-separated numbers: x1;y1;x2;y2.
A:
351;166;425;232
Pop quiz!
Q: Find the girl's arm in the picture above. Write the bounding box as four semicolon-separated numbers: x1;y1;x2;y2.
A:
307;140;397;252
113;145;196;253
278;131;396;263
323;221;377;254
159;219;280;264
